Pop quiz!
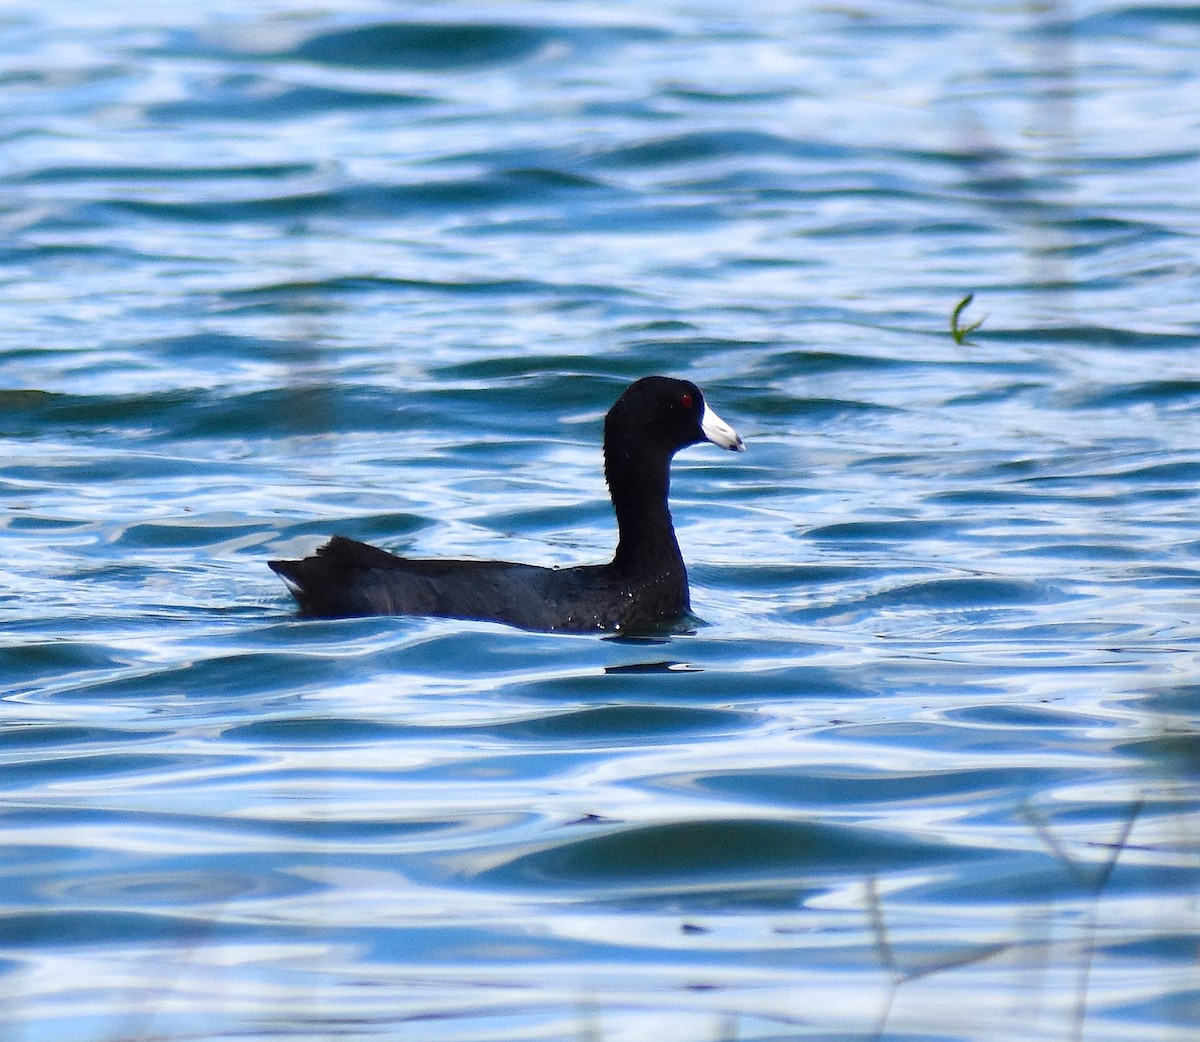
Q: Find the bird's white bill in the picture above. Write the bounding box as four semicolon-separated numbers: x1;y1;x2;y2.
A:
700;403;745;452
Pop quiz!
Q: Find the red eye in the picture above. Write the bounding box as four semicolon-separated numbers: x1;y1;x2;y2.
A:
681;393;693;409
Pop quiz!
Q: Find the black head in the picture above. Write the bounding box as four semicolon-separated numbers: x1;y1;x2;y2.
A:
604;376;744;458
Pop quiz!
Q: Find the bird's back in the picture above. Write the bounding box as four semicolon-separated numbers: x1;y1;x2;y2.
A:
269;536;688;632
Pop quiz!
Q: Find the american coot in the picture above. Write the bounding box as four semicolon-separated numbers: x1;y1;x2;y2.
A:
269;376;744;632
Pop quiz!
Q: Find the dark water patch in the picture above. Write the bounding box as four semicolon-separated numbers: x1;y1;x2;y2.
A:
0;388;190;434
72;651;354;701
1070;4;1200;37
942;380;1049;408
15;161;319;184
148;81;434;122
676;765;1073;809
0;381;422;439
622;335;774;359
1130;565;1200;590
1089;460;1200;485
988;325;1200;350
925;857;1198;907
1132;683;1200;717
1108;989;1200;1031
0;388;367;455
0;437;262;483
0;910;247;948
497;166;607;192
13;798;481;847
1073;153;1200;174
116;518;274;550
703;173;882;208
908;217;997;237
224;715;412;745
947;702;1115;730
1014;541;1141;561
415;371;640;415
162;19;672;71
142;331;297;362
223;273;622;311
2;752;196;787
736;394;893;422
593;130;849;170
816;719;1098;757
752;348;912;377
275;513;430;545
1106;933;1200;964
105;168;610;225
1067;380;1200;409
372;628;588;676
0;724;145;749
1030;215;1180;258
858;576;1061;610
1116;733;1200;776
479;501;614;535
619;318;697;335
662;86;795;106
902;856;1097;905
174;386;429;439
926;487;1072;508
509;662;860;704
291;22;574;70
0;241;157;266
469;817;978;890
807;519;958;543
698;563;879;591
428;354;634;385
0;641;125;683
1027;796;1181;828
490;704;756;742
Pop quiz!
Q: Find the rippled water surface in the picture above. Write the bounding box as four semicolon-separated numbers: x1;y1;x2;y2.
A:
2;2;1199;1040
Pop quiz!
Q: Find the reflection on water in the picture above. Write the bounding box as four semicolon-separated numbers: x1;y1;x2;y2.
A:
603;660;700;674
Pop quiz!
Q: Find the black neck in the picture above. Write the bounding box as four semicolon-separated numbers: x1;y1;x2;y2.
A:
605;441;684;573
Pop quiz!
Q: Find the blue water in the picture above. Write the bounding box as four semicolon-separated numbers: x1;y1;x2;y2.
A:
2;2;1199;1040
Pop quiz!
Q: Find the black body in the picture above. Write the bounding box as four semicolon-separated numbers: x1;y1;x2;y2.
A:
269;376;743;632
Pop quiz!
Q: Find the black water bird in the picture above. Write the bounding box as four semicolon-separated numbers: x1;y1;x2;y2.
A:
269;376;744;632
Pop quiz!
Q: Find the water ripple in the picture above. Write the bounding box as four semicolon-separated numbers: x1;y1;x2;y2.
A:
2;2;1198;1040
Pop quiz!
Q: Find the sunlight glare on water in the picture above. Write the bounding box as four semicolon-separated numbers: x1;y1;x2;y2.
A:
1;1;1198;1041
